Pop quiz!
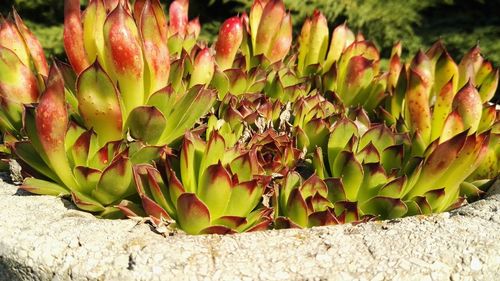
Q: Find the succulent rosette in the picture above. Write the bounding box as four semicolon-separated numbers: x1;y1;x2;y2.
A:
295;11;387;112
62;3;217;148
382;41;499;188
384;42;498;146
219;94;282;128
165;0;201;56
275;172;342;228
211;13;298;102
247;129;301;175
292;92;340;153
63;0;202;115
308;118;491;223
64;57;215;148
13;65;165;217
126;131;273;234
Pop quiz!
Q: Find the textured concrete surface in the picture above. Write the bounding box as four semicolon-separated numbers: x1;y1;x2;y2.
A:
0;177;499;281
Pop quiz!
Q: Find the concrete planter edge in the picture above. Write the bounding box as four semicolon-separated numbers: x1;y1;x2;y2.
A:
0;179;499;281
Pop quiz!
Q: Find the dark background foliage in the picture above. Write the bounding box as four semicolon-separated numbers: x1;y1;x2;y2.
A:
2;0;499;72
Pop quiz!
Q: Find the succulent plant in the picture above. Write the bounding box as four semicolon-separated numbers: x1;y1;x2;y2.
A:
219;94;282;129
56;54;215;148
13;65;165;217
275;172;341;228
308;118;491;223
0;0;497;235
384;42;498;146
125;131;273;234
381;41;499;190
247;129;301;176
295;11;389;112
248;0;292;64
0;10;48;138
211;13;299;102
62;0;217;148
292;92;340;153
63;0;201;115
466;120;499;182
166;0;200;56
297;10;354;77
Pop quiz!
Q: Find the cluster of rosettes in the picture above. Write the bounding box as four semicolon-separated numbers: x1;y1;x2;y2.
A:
0;0;498;235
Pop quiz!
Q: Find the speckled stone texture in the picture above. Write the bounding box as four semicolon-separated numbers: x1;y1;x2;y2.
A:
0;177;499;281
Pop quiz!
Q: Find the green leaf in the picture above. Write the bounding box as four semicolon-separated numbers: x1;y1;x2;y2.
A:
129;144;164;165
225;179;264;217
333;201;359;223
308;209;339;227
380;144;404;173
180;133;205;194
21;177;69;196
459;181;484;201
225;68;247;95
325;178;346;203
35;65;79;191
76;61;123;146
408;131;467;197
423;188;446;212
286;189;309;228
92;154;133;205
379;176;407;198
358;163;388;204
211;69;230;99
229;151;259;183
73;166;101;195
405;68;432;144
145;166;175;218
430;79;454;141
405;196;432;216
452;82;483;133
212;216;247;230
71;190;106;213
357;142;380;164
300;173;328;199
13;141;59;182
160;86;216;145
127;106;166;145
176;193;211;235
478;70;498;102
197;163;233;220
327;118;358;175
280;171;302;214
70;130;95;168
332;151;363;201
147;85;177;117
358;125;395;153
199;131;226;176
140;195;173;223
361;196;407;220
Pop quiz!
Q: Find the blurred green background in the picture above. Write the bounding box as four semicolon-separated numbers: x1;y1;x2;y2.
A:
2;0;499;68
